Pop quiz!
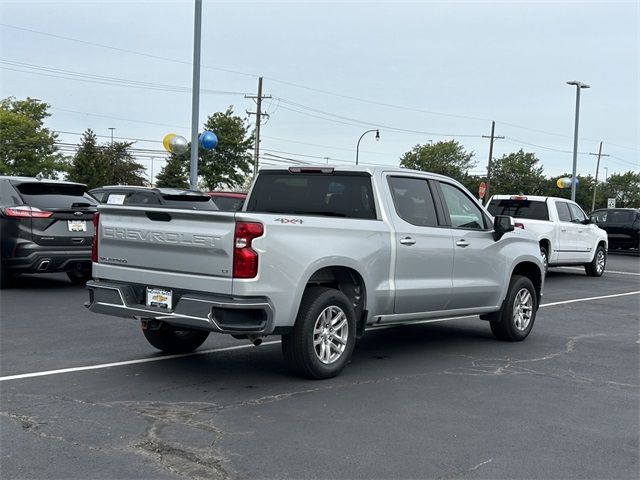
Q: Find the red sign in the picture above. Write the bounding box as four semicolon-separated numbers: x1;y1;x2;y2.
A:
479;182;487;199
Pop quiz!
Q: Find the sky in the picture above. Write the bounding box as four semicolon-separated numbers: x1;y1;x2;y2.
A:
1;0;638;187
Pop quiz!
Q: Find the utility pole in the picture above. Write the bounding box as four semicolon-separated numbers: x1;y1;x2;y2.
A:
481;121;504;204
589;141;609;211
108;127;115;145
604;167;608;182
246;77;271;176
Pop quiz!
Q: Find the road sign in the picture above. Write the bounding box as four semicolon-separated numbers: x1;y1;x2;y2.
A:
479;182;487;199
607;198;616;208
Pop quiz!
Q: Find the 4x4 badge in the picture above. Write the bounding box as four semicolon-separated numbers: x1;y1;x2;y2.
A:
74;211;83;216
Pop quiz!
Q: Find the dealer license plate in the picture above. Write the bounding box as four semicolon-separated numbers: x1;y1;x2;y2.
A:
67;220;87;232
146;287;173;309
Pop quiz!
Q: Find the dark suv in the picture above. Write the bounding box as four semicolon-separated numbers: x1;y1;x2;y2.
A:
589;208;640;251
89;186;218;210
0;177;97;288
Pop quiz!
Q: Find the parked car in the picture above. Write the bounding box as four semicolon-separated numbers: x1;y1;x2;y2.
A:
89;186;218;210
206;191;246;211
589;208;640;251
86;166;544;379
0;176;97;288
487;195;608;276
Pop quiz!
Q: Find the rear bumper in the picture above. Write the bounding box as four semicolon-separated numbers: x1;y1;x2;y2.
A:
85;280;275;335
2;247;91;273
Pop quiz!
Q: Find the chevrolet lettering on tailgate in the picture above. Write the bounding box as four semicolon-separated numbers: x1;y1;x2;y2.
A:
103;227;218;247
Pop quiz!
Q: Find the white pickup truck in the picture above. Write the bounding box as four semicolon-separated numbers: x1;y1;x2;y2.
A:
86;167;545;378
487;195;608;276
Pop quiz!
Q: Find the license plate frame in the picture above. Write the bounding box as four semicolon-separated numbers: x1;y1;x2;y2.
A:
67;220;87;232
146;287;173;310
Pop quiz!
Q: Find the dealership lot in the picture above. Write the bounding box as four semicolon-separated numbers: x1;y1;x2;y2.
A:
1;254;638;480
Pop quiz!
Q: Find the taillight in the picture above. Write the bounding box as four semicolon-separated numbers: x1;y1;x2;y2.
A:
2;206;53;218
233;221;263;279
91;213;100;263
515;222;525;229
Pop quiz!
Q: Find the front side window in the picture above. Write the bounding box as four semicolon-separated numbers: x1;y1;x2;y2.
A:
590;210;608;223
440;183;486;230
568;203;587;223
556;202;572;222
388;176;438;227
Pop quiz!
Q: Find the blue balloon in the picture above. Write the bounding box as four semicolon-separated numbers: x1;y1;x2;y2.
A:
199;131;218;150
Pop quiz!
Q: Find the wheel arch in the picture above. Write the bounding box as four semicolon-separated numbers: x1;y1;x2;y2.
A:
511;261;543;307
304;265;367;336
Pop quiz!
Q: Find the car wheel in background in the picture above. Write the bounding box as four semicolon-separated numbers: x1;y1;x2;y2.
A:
66;270;93;285
490;275;537;341
142;321;210;353
584;246;606;277
540;246;548;273
282;287;356;379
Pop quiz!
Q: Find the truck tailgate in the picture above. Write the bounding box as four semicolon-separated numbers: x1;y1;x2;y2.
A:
96;205;235;291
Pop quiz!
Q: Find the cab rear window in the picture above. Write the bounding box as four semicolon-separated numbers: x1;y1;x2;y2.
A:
246;171;376;219
488;199;549;221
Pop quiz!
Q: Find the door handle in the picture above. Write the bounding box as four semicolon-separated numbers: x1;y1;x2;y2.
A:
456;239;470;248
400;237;416;246
561;228;567;232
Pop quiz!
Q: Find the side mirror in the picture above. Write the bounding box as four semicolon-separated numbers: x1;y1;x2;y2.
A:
493;215;515;241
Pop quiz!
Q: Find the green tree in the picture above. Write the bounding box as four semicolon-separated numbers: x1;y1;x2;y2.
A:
600;171;640;208
156;154;189;188
102;141;147;186
399;140;476;182
490;150;546;196
0;97;64;177
66;129;110;189
172;107;254;190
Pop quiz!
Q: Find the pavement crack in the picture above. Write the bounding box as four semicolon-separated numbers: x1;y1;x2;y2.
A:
437;457;493;479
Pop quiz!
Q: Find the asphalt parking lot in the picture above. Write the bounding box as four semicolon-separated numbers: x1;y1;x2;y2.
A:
1;254;638;480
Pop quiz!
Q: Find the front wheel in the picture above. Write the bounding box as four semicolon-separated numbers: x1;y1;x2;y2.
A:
584;246;606;277
490;275;537;342
142;321;209;353
282;287;356;379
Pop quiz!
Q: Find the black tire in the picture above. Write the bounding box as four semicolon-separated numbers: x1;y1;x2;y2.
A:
142;322;209;354
0;268;12;289
540;246;549;274
282;287;356;379
490;275;537;342
584;246;606;277
66;270;92;285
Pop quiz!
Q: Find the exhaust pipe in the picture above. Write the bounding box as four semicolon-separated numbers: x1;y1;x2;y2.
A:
37;260;50;271
248;335;263;346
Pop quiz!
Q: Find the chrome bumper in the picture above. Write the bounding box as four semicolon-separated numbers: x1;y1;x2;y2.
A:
85;280;274;335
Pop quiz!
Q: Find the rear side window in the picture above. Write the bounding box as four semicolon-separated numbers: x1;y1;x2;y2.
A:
607;210;635;223
556;202;572;222
14;182;96;209
488;199;549;220
247;172;376;219
388;176;438;227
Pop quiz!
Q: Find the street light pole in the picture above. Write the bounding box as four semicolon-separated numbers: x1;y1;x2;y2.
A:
189;0;203;190
566;80;590;202
355;129;379;165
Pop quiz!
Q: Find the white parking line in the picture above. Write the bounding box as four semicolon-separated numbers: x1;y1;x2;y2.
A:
1;291;639;383
556;267;640;276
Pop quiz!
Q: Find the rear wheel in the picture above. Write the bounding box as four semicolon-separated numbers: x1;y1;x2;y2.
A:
142;321;210;354
584;246;606;277
490;275;537;341
282;287;356;379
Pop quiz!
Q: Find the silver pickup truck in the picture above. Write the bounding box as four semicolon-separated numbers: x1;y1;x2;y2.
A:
86;166;544;378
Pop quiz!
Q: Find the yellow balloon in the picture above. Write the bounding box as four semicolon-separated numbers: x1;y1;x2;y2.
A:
556;177;571;189
162;133;176;152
